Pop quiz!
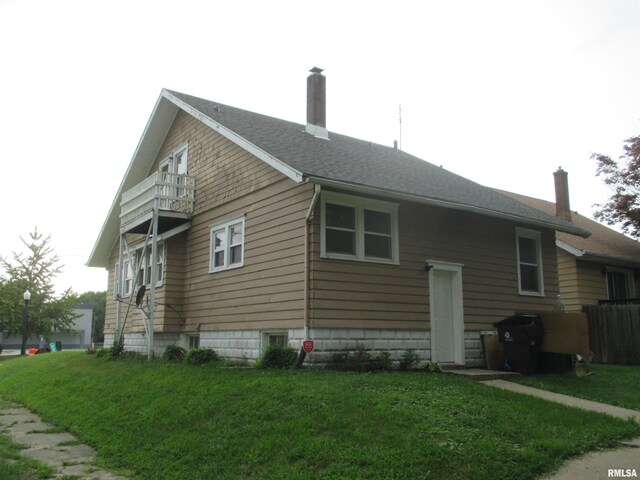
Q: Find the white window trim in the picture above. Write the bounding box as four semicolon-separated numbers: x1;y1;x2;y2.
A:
320;191;399;265
122;258;134;298
159;143;188;174
114;262;121;299
209;216;246;273
515;227;545;296
119;242;165;297
137;243;165;289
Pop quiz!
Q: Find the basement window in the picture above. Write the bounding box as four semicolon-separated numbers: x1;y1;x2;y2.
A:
262;332;289;351
516;228;544;296
321;192;399;264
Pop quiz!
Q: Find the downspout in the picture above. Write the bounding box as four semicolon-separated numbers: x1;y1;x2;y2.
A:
295;183;321;368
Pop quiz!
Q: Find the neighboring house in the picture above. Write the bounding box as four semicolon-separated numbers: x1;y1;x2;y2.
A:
87;68;588;367
500;168;640;312
1;304;94;350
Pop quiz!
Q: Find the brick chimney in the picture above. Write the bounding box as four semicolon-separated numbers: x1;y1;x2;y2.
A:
553;167;572;222
306;67;328;139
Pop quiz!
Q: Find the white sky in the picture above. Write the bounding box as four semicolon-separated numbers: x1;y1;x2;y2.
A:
1;0;639;295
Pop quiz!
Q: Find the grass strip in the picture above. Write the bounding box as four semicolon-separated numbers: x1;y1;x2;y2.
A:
509;363;640;411
0;352;638;480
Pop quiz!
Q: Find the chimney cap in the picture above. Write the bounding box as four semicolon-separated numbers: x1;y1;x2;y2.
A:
309;66;324;74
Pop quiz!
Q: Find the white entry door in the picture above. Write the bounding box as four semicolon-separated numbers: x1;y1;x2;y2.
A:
429;261;464;365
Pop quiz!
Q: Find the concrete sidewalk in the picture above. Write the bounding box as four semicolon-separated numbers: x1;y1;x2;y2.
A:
483;379;640;480
0;402;128;479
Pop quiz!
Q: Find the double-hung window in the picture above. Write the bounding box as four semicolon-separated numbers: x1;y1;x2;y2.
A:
118;243;164;297
321;192;399;264
136;243;164;288
122;258;134;297
516;228;544;296
210;217;245;272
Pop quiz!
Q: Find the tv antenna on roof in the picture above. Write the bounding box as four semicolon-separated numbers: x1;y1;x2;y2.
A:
398;104;402;151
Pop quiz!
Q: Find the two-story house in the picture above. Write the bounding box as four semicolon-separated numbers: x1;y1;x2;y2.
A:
88;68;588;366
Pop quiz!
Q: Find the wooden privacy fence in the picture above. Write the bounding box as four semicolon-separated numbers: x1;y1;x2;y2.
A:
583;304;640;364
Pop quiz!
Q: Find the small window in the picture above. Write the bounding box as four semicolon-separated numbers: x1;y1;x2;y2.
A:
122;259;134;297
160;144;188;175
137;243;165;288
114;262;121;299
189;335;200;349
262;332;288;351
516;228;544;296
321;192;399;264
268;334;288;347
210;217;245;272
607;270;634;300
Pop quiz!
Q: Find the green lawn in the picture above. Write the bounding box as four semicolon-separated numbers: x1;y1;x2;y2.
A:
508;363;640;411
0;352;638;480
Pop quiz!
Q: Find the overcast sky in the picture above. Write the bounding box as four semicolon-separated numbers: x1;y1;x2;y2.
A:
1;0;639;295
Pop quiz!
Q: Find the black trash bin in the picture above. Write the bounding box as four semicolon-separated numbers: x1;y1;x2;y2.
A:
494;314;544;375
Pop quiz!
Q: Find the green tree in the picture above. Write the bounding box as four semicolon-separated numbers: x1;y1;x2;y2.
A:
592;134;640;238
77;290;106;342
0;228;77;341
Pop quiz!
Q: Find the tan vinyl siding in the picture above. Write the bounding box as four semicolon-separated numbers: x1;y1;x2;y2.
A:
575;259;607;306
104;250;117;336
557;248;582;311
162;234;187;329
105;109;312;336
310;196;559;332
183;178;311;331
151;110;282;214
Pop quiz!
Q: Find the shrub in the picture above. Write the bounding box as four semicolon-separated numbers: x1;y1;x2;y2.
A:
258;344;298;369
163;345;186;362
425;362;442;373
375;351;393;370
399;349;421;371
184;348;219;365
95;348;109;358
329;344;393;372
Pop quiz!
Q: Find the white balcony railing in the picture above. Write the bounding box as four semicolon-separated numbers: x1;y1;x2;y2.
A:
120;172;195;228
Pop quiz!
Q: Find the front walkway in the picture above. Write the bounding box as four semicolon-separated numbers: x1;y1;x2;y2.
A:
483;379;640;480
0;402;128;479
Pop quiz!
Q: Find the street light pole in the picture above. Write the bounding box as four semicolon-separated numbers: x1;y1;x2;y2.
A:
20;290;31;356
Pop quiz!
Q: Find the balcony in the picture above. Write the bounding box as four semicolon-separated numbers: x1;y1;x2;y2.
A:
120;172;195;234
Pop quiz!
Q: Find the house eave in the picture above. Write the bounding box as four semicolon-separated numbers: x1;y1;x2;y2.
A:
557;239;640;268
87;93;180;268
162;90;304;183
308;176;591;238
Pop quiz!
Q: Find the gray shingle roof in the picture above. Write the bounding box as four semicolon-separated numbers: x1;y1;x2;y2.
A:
167;90;588;237
500;190;640;264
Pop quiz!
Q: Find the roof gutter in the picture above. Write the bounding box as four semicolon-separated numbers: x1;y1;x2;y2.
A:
307;176;591;238
557;240;640;268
